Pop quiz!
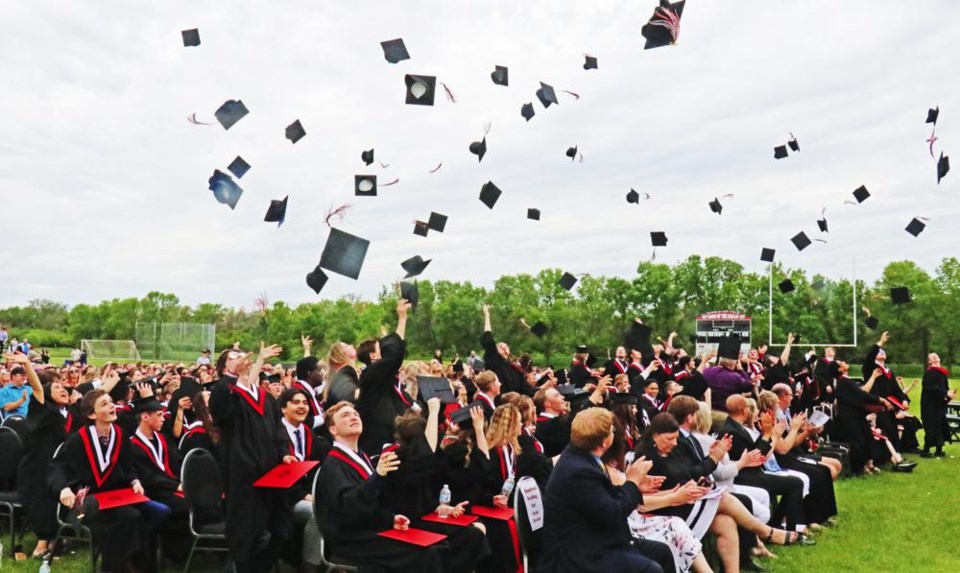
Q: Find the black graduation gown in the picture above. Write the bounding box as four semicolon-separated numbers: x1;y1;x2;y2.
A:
603;358;630;380
480;331;532;396
357;333;413;456
772;431;838;524
326;366;360;407
279;421;324;567
517;430;553;490
569;361;593;388
637;444;717;520
18;400;79;539
178;424;220;461
481;445;523;573
129;430;191;561
862;356;911;451
209;381;292;570
676;369;708;401
833;376;886;473
534;414;571;458
921;367;951;450
317;445;449;573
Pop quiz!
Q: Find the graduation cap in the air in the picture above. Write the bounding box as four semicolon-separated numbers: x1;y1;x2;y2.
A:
717;334;742;360
208;170;243;209
491;65;509;86
865;315;879;329
479;181;502;209
624;321;653;356
215;100;249;130
305;265;329;294
627;189;640;204
520;103;535;122
787;134;800;152
937;152;950;184
401;255;431;278
469;138;487;162
527;208;541;221
566;146;578;160
926;106;939;125
559;272;578;291
778;279;795;294
536;82;559;108
530;321;548;338
817;218;828;233
641;0;685;50
361;149;375;166
905;217;926;237
319;228;370;280
709;198;723;215
285;120;306;144
355;175;377;197
583;55;598;70
413;220;430;237
773;145;789;160
890;286;912;305
852;185;870;203
760;248;776;263
428;212;448;232
651;232;668;247
405;74;436;106
227;156;250;179
263;196;288;227
380;38;410;64
791;231;812;251
400;280;419;307
181;29;200;47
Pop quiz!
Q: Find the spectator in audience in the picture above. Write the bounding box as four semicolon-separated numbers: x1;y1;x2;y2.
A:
0;364;31;418
196;348;212;365
703;346;754;413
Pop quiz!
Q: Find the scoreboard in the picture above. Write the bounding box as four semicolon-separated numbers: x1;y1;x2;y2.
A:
694;311;752;357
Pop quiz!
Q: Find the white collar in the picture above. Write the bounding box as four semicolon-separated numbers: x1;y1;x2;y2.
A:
282;418;306;460
332;441;374;474
135;428;164;468
87;424;116;472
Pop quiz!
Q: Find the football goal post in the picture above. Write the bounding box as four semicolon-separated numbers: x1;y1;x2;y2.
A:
81;339;142;361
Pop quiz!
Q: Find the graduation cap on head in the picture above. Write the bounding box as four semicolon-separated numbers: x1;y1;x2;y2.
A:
575;344;589;354
285;120;306;144
413;220;430;237
566;146;578;160
778;279;795;294
400;280;419;307
263;196;288;227
583;55;598;70
530;321;548;338
709;198;723;214
536;82;558;108
787;134;800;152
305;265;329;294
319;228;370;280
214;100;249;130
227;156;250;179
937;153;950;184
491;65;509;86
208;170;243;209
354;175;377;197
469;137;487;162
651;232;668;247
479;181;502;209
817;218;828;233
791;231;812;251
181;29;200;47
405;74;436;106
417;376;456;403
852;185;870;203
717;335;742;360
760;248;776;263
361;149;375;166
773;145;789;160
607;393;638;408
521;103;535;121
428;212;448;232
890;286;912;304
559;272;578;291
527;208;541;221
401;255;431;278
380;38;410;63
905;217;926;237
134;396;164;413
926;106;939;125
641;0;685;49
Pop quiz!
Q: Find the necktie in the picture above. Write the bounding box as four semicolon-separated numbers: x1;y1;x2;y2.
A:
295;428;304;458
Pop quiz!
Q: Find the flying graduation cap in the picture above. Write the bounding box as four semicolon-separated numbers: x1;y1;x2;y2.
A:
905;217;927;237
521;103;535;121
926;106;939;125
530;321;548;338
227;156;250;179
405;74;437;106
774;145;789;160
791;231;812;251
565;146;579;160
938;152;950;184
401;255;431;278
428;212;448;232
491;65;509;86
361;149;374;166
214;100;249;130
400;280;419;307
479;181;502;209
863;307;879;329
527;208;541;221
319;228;370;280
181;29;200;47
709;198;723;214
285;120;306;144
559;272;578;291
413;221;429;237
583;55;598;70
890;286;912;305
208;170;243;209
778;279;795;294
787;133;800;152
536;82;559;108
469;137;487;162
263;196;288;227
852;185;870;203
641;0;685;50
651;231;668;247
305;265;329;294
380;38;410;63
355;175;377;197
760;248;776;263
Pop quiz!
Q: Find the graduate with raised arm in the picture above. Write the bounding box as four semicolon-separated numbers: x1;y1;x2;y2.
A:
481;304;534;396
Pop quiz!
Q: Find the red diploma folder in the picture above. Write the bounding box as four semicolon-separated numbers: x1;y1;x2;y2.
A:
93;489;150;510
253;461;319;488
471;505;514;521
378;527;447;547
421;512;478;527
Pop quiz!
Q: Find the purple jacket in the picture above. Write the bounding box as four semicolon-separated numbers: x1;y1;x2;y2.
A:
703;366;754;411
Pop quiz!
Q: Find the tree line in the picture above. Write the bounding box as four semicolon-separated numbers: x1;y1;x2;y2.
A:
3;256;958;366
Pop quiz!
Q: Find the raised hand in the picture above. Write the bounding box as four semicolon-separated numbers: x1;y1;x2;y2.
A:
376;451;401;477
258;343;283;361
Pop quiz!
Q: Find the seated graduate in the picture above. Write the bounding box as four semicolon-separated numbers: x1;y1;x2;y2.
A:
539;407;675;573
178;389;220;460
500;392;553;488
318;401;450;572
480;304;535;397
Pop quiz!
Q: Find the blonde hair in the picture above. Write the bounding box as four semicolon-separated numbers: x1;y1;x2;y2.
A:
757;390;779;414
570;408;613;451
692;401;713;434
486;404;522;454
501;393;535;426
324;343;358;403
325;400;357;425
475;370;499;392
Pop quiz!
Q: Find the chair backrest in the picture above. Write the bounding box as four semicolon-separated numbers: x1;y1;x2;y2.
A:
180;448;224;513
1;415;28;445
512;476;544;572
0;426;23;482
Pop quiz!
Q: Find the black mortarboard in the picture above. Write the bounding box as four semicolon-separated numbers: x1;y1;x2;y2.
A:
355;175;377;197
583;55;598;70
380;38;410;64
787;134;800;152
527;208;541;221
536;82;558;108
285;120;306;144
559;272;578;291
469;137;487;162
641;0;686;50
208;170;243;209
852;185;870;203
778;279;795;294
865;316;879;329
926;106;939;125
709;198;722;214
319;228;370;280
556;383;590;400
791;232;811;251
413;220;430;237
717;335;742;360
625;321;653;355
817;218;828;233
905;218;926;237
890;286;912;304
263;196;289;227
760;248;776;263
215;100;249;130
565;146;578;160
305;265;329;294
479;181;502;209
401;255;431;278
937;153;950;184
134;397;164;413
575;344;589;354
491;65;509;86
428;212;448;232
449;405;477;429
400;280;419;307
405;74;436;106
181;29;200;47
530;321;548;338
417;376;456;403
651;232;668;247
227;156;250;179
774;145;789;160
361;149;374;166
627;189;640;204
607;393;638;407
521;103;535;121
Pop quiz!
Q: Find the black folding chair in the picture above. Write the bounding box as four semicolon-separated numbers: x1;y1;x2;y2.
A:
0;426;24;548
310;468;358;573
512;476;544;573
1;415;28;445
50;443;97;573
179;448;229;573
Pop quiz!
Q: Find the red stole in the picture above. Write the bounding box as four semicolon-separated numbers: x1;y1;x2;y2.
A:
130;431;176;479
328;445;374;480
78;424;123;488
227;383;265;415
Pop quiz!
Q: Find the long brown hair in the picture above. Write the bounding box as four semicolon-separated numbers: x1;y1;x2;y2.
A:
486;404;522;454
191;391;220;445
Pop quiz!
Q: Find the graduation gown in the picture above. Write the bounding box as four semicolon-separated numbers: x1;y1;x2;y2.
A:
534;414;571;458
675;369;708;401
569;360;593;389
326;366;360;407
480;331;532;396
357;333;413;456
130;429;191;561
833;375;886;473
178;423;220;461
921;367;951;450
603;358;630;380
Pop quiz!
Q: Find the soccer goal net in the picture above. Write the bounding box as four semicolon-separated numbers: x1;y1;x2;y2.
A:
81;339;142;361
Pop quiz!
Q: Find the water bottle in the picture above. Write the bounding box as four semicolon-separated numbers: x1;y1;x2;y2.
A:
39;557;52;573
438;484;452;518
501;475;516;499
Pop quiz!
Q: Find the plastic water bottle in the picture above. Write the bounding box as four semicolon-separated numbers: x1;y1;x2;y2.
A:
39;557;52;573
501;475;516;499
438;484;452;518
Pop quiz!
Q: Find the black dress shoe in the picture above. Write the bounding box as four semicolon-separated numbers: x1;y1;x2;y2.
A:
741;557;769;572
892;461;917;472
920;451;934;458
935;451;947;457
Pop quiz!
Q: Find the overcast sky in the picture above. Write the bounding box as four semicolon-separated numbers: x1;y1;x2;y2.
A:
1;0;957;310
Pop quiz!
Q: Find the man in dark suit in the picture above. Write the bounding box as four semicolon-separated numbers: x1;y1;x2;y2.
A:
540;408;673;573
